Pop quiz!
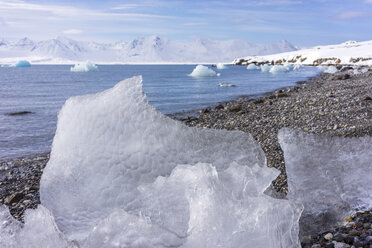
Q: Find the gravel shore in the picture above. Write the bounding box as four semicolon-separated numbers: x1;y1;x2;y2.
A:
1;67;371;247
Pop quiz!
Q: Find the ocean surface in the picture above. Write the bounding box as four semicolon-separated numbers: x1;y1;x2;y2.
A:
0;65;319;160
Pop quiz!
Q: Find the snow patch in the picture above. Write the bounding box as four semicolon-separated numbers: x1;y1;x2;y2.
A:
70;61;98;72
189;65;218;77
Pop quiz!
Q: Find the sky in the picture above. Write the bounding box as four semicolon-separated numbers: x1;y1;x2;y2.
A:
1;0;372;46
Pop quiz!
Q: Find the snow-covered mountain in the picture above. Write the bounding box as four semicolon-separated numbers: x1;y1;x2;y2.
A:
0;35;297;64
233;40;372;66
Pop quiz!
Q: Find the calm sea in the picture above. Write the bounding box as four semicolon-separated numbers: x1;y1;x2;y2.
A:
0;65;319;160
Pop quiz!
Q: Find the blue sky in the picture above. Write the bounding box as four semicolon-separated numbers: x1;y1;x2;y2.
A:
1;0;372;46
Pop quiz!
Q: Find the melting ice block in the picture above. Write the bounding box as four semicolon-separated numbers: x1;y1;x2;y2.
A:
70;61;98;72
32;76;301;247
260;64;272;72
269;65;290;74
189;65;218;77
279;128;372;238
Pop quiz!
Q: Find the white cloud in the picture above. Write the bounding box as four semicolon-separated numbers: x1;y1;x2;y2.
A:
336;11;371;19
63;29;83;35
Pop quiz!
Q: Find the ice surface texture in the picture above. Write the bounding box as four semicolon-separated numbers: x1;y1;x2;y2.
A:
279;128;372;238
70;61;98;72
32;76;299;247
260;64;272;72
189;65;218;77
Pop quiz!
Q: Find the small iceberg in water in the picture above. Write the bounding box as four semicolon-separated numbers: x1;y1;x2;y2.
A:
70;61;98;72
218;82;236;87
260;64;272;72
247;64;260;70
216;63;228;70
269;65;290;74
14;60;31;67
189;65;219;77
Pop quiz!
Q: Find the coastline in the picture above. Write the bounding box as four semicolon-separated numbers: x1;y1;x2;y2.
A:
1;68;372;246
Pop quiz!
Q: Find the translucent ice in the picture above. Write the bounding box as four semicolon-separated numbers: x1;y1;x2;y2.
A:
260;64;272;72
70;61;98;72
14;60;31;67
247;63;260;70
270;65;290;74
27;76;301;247
279;128;372;238
189;65;218;77
216;63;227;69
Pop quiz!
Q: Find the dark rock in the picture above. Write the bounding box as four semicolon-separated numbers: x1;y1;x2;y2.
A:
253;99;264;104
228;104;242;112
332;74;350;80
4;192;25;205
215;104;224;110
361;96;372;101
275;92;289;98
5;111;33;116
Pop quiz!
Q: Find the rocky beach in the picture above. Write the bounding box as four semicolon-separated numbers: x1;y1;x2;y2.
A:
1;67;372;247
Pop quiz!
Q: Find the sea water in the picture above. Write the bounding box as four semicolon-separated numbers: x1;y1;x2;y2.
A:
0;65;318;160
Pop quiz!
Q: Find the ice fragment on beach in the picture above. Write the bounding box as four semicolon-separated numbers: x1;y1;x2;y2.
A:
70;61;98;72
321;66;338;74
0;205;73;248
279;128;372;238
216;63;227;69
247;63;260;70
260;64;272;72
189;65;218;77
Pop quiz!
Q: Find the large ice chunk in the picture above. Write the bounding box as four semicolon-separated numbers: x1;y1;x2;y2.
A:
189;65;218;77
279;128;372;238
70;61;98;72
40;76;302;243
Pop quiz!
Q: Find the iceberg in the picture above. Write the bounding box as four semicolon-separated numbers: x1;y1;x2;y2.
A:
269;65;290;74
216;63;228;69
246;63;260;70
0;76;302;248
189;65;218;77
260;64;272;72
293;64;302;71
279;128;372;238
70;61;98;72
324;66;338;74
14;60;31;67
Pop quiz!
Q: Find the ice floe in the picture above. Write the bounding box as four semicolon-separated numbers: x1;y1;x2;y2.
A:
279;128;372;238
218;82;236;87
216;63;228;69
70;61;98;72
260;64;272;72
0;76;302;248
246;63;260;70
269;65;291;74
189;65;219;77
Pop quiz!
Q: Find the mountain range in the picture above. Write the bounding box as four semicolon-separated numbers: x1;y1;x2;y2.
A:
0;35;297;64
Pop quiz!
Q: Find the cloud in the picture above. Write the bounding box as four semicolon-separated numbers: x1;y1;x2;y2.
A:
364;0;372;3
336;11;371;20
63;29;83;35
